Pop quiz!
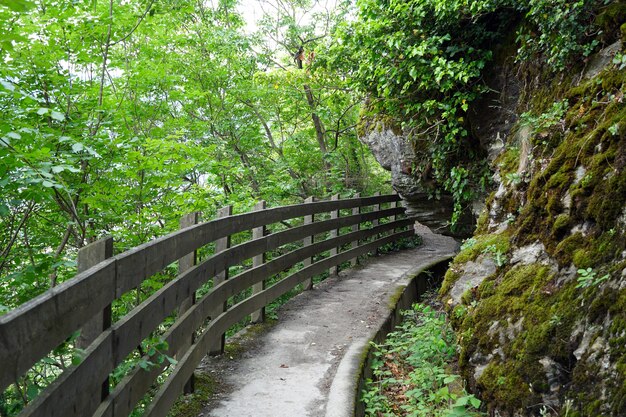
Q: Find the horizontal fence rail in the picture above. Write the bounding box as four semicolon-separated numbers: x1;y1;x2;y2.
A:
0;193;412;417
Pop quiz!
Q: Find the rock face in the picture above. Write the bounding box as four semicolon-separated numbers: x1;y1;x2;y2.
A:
358;121;460;234
438;41;626;417
357;124;420;198
467;52;522;162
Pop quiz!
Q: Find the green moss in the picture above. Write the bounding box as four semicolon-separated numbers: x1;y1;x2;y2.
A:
478;361;540;412
223;342;245;359
356;105;403;137
440;232;510;298
495;146;521;177
477;279;496;299
555;233;586;266
475;209;489;234
572;249;592;268
444;31;626;416
440;267;461;296
387;284;407;309
552;213;570;237
454;232;511;265
168;373;217;417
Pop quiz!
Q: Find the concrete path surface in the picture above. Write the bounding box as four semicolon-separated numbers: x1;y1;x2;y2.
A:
196;225;458;417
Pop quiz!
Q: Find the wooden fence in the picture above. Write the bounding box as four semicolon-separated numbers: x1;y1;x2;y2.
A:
0;193;412;417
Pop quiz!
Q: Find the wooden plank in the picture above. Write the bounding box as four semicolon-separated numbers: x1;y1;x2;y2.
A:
372;192;381;256
351;193;361;267
250;201;266;323
177;212;200;394
329;194;339;275
19;330;114;417
0;259;116;393
209;205;232;355
302;196;314;290
76;236;113;405
391;190;399;231
226;217;414;302
109;209;406;368
76;236;113;350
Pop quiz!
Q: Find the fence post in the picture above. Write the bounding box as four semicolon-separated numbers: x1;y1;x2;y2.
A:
391;191;399;232
178;212;200;394
303;196;314;290
351;193;361;267
329;194;340;275
76;236;113;401
209;205;232;355
251;201;266;323
372;191;381;255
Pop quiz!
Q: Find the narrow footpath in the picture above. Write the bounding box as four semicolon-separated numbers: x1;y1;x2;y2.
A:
196;225;458;417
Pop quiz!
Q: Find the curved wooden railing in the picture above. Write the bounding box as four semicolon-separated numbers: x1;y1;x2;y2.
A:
0;193;412;417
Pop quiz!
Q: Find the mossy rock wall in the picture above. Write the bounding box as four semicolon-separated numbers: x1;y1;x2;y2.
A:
440;42;626;416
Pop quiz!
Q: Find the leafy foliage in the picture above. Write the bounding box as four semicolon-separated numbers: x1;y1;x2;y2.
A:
362;302;482;416
333;0;607;221
0;0;389;414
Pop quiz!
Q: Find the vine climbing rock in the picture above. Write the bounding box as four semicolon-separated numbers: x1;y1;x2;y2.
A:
196;226;458;417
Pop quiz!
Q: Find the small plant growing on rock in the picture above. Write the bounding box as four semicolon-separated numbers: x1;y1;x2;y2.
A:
575;267;610;289
482;244;507;268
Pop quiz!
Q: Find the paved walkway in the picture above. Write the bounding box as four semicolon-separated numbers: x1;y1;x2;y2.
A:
197;225;458;417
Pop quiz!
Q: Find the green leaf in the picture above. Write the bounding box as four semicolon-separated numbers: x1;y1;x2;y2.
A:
72;143;84;152
41;357;57;365
42;180;54;188
51;166;65;174
0;0;35;12
50;110;65;121
469;396;481;408
26;384;39;401
6;132;20;140
71;349;86;366
0;79;15;92
37;107;49;115
443;375;457;384
453;396;469;406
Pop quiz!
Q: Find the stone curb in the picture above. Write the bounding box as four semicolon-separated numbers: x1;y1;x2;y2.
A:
324;257;454;417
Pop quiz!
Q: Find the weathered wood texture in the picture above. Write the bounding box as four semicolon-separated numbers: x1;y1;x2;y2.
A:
372;192;381;256
75;237;113;403
209;205;232;355
76;237;114;350
329;194;339;275
177;212;200;394
302;196;314;290
351;193;361;267
250;201;267;323
1;194;408;417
